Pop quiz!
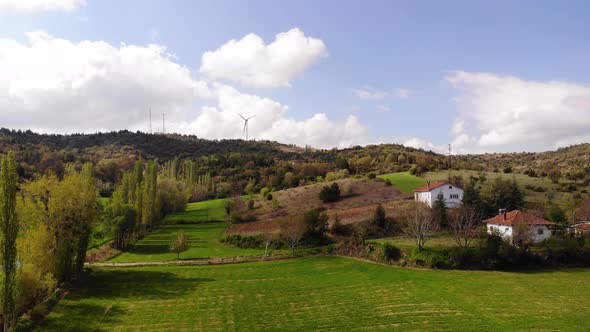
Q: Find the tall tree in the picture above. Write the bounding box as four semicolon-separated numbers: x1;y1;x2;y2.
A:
0;152;18;331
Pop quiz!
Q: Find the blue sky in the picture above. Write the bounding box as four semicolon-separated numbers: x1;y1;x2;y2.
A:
1;0;589;152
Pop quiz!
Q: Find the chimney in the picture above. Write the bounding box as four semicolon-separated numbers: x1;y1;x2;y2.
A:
499;208;507;216
426;180;431;189
503;213;506;221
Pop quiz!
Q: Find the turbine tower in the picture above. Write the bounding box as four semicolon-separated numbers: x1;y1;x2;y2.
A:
240;114;256;141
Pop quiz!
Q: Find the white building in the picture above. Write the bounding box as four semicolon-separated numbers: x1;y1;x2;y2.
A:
484;210;555;244
413;181;463;208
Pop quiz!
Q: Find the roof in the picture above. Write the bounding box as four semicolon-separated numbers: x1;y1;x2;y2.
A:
572;223;590;231
484;210;555;226
414;181;451;192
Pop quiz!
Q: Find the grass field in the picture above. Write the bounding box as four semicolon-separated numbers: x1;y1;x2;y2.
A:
425;170;589;204
372;231;457;249
164;198;229;223
109;222;263;263
44;256;590;331
378;172;427;193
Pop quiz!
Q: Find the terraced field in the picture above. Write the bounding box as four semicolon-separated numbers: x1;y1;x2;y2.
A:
164;198;228;223
109;222;264;263
44;256;590;331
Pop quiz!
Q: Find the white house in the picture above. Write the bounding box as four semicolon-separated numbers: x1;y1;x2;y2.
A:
484;210;555;244
570;222;590;236
413;181;463;208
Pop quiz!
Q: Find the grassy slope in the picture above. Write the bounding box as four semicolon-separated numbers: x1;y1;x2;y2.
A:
109;222;263;262
164;198;228;223
110;200;263;262
425;170;589;204
44;256;590;331
378;172;427;193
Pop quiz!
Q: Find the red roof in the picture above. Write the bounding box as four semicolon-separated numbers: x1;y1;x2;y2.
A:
484;210;555;226
573;223;590;231
414;181;450;192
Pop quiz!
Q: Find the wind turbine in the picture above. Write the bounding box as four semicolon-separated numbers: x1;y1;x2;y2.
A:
240;114;256;141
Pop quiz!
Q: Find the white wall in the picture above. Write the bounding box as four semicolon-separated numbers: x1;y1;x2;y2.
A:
415;184;463;208
487;223;552;244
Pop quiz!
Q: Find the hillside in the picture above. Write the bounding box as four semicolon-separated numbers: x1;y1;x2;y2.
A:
227;178;402;235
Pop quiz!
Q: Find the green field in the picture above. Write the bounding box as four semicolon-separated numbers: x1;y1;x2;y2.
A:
109;222;263;263
378;172;427;193
164;198;229;223
425;170;589;204
44;256;590;331
372;231;457;249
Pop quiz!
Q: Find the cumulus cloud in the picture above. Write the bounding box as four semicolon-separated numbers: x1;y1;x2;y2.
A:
200;28;327;88
0;0;85;13
0;31;211;133
0;31;364;149
403;137;447;154
354;87;412;100
447;71;590;152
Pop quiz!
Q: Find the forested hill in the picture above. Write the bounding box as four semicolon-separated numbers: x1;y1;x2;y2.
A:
0;128;302;160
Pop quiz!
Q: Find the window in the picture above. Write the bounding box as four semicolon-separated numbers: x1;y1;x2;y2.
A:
449;186;453;189
505;227;509;231
537;228;544;235
450;194;459;199
437;194;443;199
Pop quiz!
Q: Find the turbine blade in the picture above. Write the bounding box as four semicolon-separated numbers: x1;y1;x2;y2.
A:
239;114;246;120
247;115;256;120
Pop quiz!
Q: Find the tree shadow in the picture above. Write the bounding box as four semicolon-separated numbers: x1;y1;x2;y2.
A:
85;269;215;300
41;270;214;331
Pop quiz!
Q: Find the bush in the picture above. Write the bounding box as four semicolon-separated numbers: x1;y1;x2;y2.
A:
265;193;273;201
319;183;341;203
382;243;401;261
16;314;33;332
29;303;48;323
384;179;392;186
367;172;376;179
221;234;284;249
503;167;513;174
260;187;270;198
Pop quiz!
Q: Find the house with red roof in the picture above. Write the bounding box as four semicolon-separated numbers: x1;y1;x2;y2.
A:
484;210;555;244
413;181;463;208
570;222;590;236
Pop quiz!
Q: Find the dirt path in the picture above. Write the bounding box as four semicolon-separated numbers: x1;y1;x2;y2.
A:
86;254;304;268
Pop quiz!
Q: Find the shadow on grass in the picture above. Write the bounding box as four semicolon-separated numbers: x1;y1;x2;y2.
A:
85;269;215;300
42;269;216;330
42;303;127;332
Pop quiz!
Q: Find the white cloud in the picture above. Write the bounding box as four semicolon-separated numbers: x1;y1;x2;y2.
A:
403;137;447;154
447;71;590;153
200;28;327;88
176;84;366;149
0;0;85;13
354;87;412;100
0;31;364;149
377;105;391;112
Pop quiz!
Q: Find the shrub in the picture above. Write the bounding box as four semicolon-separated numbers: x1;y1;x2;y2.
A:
367;172;376;179
503;167;513;174
16;313;33;332
29;303;48;323
265;193;273;201
260;187;270;197
319;183;341;203
382;244;401;261
384;179;392;186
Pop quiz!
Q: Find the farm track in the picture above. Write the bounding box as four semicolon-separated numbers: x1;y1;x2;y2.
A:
88;254;303;268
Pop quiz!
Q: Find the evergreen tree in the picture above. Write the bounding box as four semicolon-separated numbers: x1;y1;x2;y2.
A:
0;152;18;331
432;194;448;228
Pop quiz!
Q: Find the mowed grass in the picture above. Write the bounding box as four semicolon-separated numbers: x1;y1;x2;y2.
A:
44;256;590;331
109;222;263;263
164;198;228;223
378;171;427;193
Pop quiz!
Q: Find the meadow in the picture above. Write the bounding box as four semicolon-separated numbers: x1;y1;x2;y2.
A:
44;256;590;331
108;222;264;263
377;171;426;193
164;197;229;223
425;170;589;204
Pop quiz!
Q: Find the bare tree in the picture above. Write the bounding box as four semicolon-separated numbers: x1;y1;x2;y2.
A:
399;202;438;251
262;232;275;258
449;206;482;248
280;217;306;255
512;223;534;247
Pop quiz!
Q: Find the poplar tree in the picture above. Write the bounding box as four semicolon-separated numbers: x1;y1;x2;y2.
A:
0;152;18;331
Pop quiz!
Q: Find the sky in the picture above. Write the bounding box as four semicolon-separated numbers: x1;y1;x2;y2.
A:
1;0;589;153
